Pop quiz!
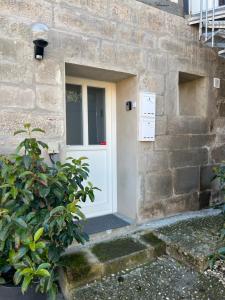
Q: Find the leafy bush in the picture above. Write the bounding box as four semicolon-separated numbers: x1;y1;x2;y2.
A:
0;123;97;299
209;165;225;268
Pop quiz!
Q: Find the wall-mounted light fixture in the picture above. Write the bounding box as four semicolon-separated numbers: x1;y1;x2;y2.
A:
31;23;49;60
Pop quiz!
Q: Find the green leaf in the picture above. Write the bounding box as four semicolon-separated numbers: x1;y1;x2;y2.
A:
20;268;33;276
50;206;65;217
37;141;48;149
37;263;51;271
29;241;36;252
75;208;86;220
39;187;50;198
11;186;18;200
218;247;225;255
47;284;57;300
31;128;45;133
13;247;28;263
23;155;31;169
13;270;23;285
66;202;77;213
13;218;27;229
34;227;44;242
14;130;27;136
19;171;33;178
21;275;33;294
24;123;31;129
35;242;46;249
1;192;11;204
35;269;51;277
0;277;6;284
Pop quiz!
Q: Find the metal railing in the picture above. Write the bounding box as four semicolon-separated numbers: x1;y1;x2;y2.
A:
198;0;216;45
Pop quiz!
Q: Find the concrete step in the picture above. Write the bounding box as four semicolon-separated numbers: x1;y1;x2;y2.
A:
153;214;225;271
60;209;223;299
59;231;166;299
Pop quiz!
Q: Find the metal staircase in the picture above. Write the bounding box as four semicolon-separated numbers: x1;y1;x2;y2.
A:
189;0;225;58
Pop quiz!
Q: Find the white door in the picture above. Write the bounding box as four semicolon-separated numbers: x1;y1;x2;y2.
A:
65;77;117;218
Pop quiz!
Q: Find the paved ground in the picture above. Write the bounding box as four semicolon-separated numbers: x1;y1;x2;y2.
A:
73;256;225;300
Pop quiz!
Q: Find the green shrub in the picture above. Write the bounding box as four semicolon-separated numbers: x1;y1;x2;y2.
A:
209;165;225;268
0;123;98;299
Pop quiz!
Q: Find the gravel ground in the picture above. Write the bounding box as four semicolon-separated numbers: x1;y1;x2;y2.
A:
206;259;225;287
73;256;225;300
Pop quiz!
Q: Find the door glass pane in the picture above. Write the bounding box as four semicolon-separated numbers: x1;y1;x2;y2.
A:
66;84;83;145
88;86;106;145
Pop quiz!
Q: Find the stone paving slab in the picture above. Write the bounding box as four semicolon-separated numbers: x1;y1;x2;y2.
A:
154;214;225;270
73;256;225;300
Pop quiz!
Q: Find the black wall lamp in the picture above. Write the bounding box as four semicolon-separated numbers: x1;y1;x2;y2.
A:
31;23;49;60
33;39;48;60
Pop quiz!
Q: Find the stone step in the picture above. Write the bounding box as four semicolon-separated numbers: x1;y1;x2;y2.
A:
153;214;225;271
59;232;166;299
60;209;223;299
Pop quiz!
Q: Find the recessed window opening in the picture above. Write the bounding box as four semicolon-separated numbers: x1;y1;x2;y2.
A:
179;72;207;117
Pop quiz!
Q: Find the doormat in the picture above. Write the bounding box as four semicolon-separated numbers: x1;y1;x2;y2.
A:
81;214;130;235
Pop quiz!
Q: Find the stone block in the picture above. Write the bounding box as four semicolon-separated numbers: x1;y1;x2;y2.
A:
189;134;215;148
154;135;189;151
200;165;215;191
138;7;165;32
215;134;225;145
174;166;199;195
139;151;169;172
147;52;168;74
159;36;187;54
164;72;179;116
54;7;116;40
0;0;53;26
36;85;64;112
0;16;30;41
0;111;64;138
139;200;166;220
156;95;164;116
212;118;225;134
139;73;165;95
164;195;186;215
116;44;143;71
0;85;35;109
211;145;225;163
0;62;33;85
199;191;211;209
100;41;117;65
168;117;209;135
109;0;138;25
185;192;200;211
145;171;173;201
155;116;167;136
116;24;145;46
170;149;208;168
35;60;62;85
91;238;146;262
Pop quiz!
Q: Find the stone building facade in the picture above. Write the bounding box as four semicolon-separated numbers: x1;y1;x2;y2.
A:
0;0;225;223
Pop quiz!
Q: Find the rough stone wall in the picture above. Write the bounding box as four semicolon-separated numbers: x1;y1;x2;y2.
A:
137;0;184;16
0;0;223;222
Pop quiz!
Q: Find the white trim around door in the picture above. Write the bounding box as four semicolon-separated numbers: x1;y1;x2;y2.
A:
65;77;117;218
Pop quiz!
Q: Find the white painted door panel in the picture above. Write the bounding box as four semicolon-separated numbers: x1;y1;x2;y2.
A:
65;78;116;218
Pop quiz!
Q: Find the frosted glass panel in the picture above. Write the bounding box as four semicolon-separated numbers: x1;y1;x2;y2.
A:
66;84;83;145
88;87;106;145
